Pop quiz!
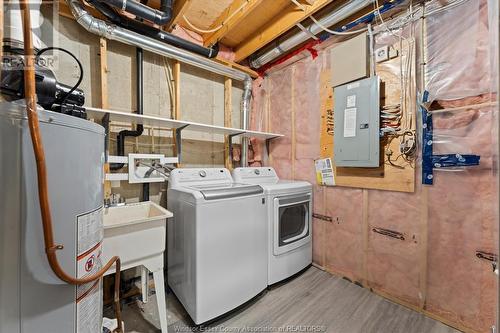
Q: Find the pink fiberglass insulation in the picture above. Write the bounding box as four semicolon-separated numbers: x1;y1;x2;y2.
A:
426;0;491;101
293;60;322;160
433;107;496;170
324;187;365;283
268;67;294;160
426;169;497;332
366;186;424;307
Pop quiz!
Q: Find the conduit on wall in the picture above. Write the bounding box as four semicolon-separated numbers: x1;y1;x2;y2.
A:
66;0;252;166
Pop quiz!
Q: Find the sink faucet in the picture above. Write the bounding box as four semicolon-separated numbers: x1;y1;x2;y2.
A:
105;193;126;208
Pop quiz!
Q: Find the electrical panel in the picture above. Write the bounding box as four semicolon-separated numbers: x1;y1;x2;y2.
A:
330;33;369;87
333;76;380;167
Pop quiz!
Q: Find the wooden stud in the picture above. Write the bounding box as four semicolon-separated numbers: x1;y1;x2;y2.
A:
419;187;429;309
99;38;112;201
173;61;181;120
167;0;193;31
99;38;109;109
214;58;259;79
203;0;265;47
234;0;335;62
362;189;369;287
224;78;233;169
419;9;429;311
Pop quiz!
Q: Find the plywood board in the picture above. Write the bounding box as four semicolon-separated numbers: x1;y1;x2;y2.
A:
319;40;416;192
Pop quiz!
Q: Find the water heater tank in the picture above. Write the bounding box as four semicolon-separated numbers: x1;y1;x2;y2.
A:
0;101;106;332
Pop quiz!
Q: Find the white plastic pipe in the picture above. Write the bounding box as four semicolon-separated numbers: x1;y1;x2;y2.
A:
249;0;373;68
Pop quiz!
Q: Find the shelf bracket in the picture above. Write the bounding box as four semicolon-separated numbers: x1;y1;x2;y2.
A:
175;124;189;164
228;132;246;169
265;136;281;160
102;113;110;162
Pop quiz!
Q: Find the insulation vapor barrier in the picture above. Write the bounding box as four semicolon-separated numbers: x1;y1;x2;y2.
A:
250;0;499;332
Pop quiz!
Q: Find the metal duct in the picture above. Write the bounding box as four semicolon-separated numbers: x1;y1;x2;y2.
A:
249;0;373;69
66;0;252;166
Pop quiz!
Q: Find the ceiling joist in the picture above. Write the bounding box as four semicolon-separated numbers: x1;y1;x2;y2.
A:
167;0;194;31
202;0;265;47
233;0;334;62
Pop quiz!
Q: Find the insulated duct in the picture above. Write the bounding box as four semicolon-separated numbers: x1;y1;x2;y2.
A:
66;0;252;166
249;0;373;69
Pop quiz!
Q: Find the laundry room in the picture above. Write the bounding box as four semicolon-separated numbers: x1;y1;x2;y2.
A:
0;0;498;333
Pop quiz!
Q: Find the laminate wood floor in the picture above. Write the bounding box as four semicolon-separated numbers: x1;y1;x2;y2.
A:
114;267;460;333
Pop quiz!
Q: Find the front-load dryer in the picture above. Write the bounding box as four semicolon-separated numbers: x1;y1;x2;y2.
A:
167;168;268;324
232;167;312;285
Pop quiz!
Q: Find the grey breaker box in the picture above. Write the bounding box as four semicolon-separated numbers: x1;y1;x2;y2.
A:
333;76;380;167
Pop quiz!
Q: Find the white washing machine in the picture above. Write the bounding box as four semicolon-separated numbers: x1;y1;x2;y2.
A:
233;167;312;285
167;168;268;325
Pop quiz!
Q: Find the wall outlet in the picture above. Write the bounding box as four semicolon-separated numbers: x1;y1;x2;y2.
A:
375;46;389;63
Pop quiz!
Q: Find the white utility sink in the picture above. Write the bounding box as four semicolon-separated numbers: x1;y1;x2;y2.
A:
101;201;172;333
102;201;172;270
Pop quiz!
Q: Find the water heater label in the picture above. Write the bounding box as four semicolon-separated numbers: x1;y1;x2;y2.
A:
76;206;104;333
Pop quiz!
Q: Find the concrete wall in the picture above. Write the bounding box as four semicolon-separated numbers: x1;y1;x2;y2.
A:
53;15;244;203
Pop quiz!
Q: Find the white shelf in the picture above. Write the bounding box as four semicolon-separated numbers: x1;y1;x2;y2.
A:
86;107;283;140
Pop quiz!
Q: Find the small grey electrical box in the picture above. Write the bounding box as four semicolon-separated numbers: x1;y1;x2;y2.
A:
333;76;380;168
330;33;369;87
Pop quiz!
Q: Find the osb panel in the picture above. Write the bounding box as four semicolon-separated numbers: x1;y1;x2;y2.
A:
221;0;292;47
319;41;416;193
183;0;234;30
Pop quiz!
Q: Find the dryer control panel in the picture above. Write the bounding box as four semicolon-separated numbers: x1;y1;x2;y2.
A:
232;167;279;183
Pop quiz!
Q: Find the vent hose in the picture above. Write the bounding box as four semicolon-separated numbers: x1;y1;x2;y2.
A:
20;2;123;331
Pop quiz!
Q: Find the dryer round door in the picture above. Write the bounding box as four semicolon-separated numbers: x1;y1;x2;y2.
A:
273;193;311;256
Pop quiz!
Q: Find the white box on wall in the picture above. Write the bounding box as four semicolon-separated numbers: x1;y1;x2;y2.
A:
330;33;369;87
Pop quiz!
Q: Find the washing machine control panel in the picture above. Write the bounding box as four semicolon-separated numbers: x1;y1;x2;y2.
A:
169;168;233;187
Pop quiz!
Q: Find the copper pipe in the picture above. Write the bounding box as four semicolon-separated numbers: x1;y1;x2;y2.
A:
19;2;122;332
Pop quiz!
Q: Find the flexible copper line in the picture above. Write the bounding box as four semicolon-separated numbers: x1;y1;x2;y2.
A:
19;2;122;331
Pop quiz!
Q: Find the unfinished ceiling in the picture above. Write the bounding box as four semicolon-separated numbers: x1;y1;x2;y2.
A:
145;0;346;62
